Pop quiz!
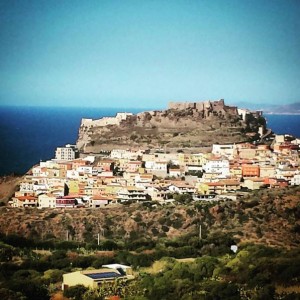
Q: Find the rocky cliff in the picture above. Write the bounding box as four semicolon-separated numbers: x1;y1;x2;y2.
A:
77;99;266;153
0;175;22;204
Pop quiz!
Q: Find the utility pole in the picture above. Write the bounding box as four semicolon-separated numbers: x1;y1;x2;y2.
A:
66;230;69;241
199;224;202;241
97;228;105;245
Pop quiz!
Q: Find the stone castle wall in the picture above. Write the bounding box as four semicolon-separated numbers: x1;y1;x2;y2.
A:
238;108;263;121
168;99;239;117
168;99;225;111
80;113;133;128
80;100;259;131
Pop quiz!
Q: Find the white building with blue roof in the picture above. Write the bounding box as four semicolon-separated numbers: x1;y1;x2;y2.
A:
62;265;133;290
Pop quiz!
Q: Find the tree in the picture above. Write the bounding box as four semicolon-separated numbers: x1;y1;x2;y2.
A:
8;279;49;300
185;170;204;178
0;288;26;300
43;269;64;284
3;234;33;248
194;256;219;280
0;243;15;262
201;281;240;300
174;193;193;204
171;263;193;281
252;285;275;300
63;285;88;300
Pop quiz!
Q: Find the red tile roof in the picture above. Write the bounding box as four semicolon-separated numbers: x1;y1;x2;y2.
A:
17;196;37;201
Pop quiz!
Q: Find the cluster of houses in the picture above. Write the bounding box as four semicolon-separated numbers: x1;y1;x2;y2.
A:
9;134;300;208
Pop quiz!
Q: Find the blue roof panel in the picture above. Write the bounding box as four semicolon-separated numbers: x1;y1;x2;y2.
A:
86;272;121;280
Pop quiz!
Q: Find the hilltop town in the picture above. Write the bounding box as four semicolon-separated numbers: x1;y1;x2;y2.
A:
7;99;299;209
1;101;300;300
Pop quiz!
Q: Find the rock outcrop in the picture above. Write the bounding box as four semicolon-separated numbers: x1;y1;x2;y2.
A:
77;99;266;153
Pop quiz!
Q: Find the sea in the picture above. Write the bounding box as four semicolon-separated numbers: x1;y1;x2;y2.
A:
0;106;299;176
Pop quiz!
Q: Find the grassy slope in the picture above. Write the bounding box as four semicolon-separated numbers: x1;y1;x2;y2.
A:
0;186;299;250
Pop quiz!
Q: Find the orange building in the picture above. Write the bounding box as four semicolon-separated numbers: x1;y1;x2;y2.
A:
242;164;260;177
264;178;289;188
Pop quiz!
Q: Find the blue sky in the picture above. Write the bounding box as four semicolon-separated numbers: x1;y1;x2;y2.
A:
0;0;299;109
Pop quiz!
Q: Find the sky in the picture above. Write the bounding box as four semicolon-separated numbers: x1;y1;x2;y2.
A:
0;0;300;109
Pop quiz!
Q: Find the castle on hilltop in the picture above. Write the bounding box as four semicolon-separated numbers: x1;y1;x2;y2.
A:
168;99;238;116
168;99;263;122
79;99;263;129
168;99;228;111
77;99;266;152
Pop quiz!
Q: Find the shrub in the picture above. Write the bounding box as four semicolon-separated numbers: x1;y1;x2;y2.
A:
63;285;88;300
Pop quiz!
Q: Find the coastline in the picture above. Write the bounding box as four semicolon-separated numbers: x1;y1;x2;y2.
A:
1;108;300;176
264;112;300;115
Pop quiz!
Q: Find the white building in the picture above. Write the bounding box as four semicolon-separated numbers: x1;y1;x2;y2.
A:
89;196;111;208
92;166;103;176
19;181;34;193
117;187;147;202
135;174;153;185
203;159;230;177
169;168;183;178
145;186;168;202
110;149;141;160
291;174;300;186
77;166;93;175
168;182;195;194
274;135;285;144
145;161;168;177
212;144;236;158
32;166;48;177
55;144;78;161
66;170;80;179
155;153;180;165
38;194;56;208
40;160;60;169
33;182;49;195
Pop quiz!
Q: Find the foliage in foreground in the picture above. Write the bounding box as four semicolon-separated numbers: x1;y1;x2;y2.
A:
0;186;300;299
2;233;299;300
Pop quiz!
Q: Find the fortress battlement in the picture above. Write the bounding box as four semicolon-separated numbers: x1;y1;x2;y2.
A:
168;99;226;111
80;112;133;128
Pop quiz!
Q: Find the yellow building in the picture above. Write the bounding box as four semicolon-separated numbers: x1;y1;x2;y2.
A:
178;153;208;167
68;180;79;194
230;166;242;178
105;184;123;196
198;180;240;195
238;148;256;159
197;183;209;194
178;153;191;166
243;178;265;190
191;153;208;166
260;166;276;178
